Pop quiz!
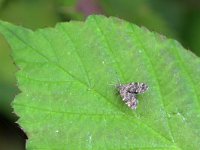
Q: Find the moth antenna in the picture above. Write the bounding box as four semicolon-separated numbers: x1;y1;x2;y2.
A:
107;76;122;87
115;77;123;87
107;82;115;86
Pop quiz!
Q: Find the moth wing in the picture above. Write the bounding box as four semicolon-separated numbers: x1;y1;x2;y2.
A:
129;82;148;94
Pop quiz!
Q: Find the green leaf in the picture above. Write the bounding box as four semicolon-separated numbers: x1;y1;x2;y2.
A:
0;15;200;149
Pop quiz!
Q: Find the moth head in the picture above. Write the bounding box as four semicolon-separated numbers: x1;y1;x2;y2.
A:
115;84;122;91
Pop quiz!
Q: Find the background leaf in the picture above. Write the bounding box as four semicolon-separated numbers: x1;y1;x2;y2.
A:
0;0;61;29
0;34;18;119
0;15;200;149
100;0;176;38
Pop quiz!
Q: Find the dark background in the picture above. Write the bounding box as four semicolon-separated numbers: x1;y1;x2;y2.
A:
0;0;200;149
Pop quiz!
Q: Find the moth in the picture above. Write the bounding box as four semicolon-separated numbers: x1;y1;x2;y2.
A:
117;82;148;109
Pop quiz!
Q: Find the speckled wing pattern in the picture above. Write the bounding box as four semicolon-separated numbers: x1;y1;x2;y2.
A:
117;82;148;109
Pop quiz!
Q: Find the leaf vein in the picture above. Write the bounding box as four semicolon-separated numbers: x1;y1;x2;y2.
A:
129;24;176;145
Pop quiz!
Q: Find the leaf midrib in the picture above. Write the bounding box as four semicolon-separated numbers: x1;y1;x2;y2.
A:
15;103;178;149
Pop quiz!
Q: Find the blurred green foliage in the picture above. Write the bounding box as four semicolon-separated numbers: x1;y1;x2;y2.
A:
0;0;61;29
100;0;176;38
0;34;17;119
0;0;199;149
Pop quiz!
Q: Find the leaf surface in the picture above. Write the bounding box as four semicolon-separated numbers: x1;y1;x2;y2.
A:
0;15;200;149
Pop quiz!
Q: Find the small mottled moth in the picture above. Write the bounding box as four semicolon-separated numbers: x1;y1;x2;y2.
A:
117;82;148;109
